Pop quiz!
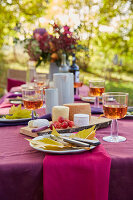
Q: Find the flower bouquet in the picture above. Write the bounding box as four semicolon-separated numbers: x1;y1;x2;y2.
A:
24;23;88;67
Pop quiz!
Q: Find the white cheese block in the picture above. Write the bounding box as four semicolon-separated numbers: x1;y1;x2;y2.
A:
52;106;69;122
63;103;91;121
28;119;49;128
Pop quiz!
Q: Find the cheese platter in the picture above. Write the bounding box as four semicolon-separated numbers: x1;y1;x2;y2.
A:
20;116;112;137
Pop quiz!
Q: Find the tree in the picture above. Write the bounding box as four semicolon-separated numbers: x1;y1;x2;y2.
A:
65;0;133;70
0;0;49;47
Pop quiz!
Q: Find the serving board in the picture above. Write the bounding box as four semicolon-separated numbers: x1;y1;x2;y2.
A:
20;116;112;138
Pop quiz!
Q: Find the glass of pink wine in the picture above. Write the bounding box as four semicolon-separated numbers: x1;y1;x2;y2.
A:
89;80;105;107
34;73;49;95
74;74;84;97
102;92;128;142
22;87;43;119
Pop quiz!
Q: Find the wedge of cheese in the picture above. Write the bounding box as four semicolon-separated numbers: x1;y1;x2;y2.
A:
52;106;69;122
63;103;91;121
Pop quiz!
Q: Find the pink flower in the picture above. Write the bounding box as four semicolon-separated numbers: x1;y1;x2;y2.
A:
63;25;72;36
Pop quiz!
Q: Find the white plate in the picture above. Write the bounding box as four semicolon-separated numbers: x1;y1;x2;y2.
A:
9;100;23;105
125;110;133;118
0;117;31;123
125;115;133;118
30;133;99;154
81;96;102;103
81;96;114;103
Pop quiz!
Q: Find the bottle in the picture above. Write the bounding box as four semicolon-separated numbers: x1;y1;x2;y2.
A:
69;53;80;87
59;54;69;73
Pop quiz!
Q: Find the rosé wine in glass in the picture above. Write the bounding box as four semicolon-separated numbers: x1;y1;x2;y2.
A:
102;92;128;143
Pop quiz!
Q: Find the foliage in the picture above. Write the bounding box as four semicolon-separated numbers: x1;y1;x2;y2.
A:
65;0;133;70
0;0;49;47
0;0;133;69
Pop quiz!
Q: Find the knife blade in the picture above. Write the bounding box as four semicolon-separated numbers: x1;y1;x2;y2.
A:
71;137;101;146
51;135;90;147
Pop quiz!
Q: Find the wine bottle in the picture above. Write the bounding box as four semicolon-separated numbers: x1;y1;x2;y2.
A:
69;53;80;85
59;54;69;73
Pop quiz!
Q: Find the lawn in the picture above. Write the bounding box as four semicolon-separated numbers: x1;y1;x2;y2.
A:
0;48;133;106
78;72;133;106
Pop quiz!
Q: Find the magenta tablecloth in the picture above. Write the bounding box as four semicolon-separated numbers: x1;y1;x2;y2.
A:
43;145;111;200
0;118;133;200
7;78;25;92
0;89;133;200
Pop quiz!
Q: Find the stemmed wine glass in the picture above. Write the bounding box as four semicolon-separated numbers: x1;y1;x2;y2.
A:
74;74;84;97
34;73;49;95
102;92;128;142
89;80;105;107
22;87;43;119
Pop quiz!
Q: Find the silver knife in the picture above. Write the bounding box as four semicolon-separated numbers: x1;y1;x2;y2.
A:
71;137;101;146
51;135;90;147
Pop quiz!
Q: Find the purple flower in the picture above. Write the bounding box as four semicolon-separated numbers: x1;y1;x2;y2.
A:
33;28;47;40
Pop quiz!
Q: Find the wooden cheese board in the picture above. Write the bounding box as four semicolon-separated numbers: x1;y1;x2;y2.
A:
20;116;112;138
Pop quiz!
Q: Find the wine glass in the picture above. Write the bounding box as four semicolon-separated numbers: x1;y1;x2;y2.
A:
74;74;84;97
22;87;43;119
34;73;49;94
89;80;105;107
102;92;128;142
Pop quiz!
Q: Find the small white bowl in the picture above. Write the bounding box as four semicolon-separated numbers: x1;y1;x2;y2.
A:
74;114;89;127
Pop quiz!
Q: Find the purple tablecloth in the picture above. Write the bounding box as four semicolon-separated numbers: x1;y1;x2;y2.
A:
0;89;133;200
0;117;133;200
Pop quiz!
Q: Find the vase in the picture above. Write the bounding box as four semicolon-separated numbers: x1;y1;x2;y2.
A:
49;62;59;80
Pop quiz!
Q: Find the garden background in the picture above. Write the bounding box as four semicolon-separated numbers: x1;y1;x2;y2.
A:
0;0;133;105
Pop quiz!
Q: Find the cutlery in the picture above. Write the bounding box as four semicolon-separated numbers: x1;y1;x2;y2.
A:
32;125;49;133
71;137;100;146
50;135;90;147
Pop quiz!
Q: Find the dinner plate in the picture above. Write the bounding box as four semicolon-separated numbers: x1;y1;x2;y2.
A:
81;97;114;104
81;96;102;103
125;115;133;118
30;133;99;154
125;109;133;118
14;92;22;95
0;116;31;123
9;99;23;105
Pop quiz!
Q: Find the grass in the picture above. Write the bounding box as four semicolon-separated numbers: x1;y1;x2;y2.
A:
78;72;133;106
0;47;133;105
105;81;133;106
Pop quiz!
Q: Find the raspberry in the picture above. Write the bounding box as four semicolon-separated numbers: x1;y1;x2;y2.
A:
68;121;74;128
61;121;68;129
65;119;70;123
49;123;56;130
58;116;65;123
56;122;61;129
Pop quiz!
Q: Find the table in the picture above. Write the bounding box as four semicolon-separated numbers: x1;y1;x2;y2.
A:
0;93;133;200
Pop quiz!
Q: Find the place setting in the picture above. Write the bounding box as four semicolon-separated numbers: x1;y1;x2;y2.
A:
0;85;52;126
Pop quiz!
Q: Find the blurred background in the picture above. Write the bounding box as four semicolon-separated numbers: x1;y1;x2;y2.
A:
0;0;133;105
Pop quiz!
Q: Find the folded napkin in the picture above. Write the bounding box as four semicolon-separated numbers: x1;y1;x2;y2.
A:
10;86;22;93
91;106;103;114
0;102;13;109
0;113;52;127
43;144;111;200
7;93;22;98
0;93;23;109
0;93;12;104
0;92;22;105
7;78;25;92
74;95;81;101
